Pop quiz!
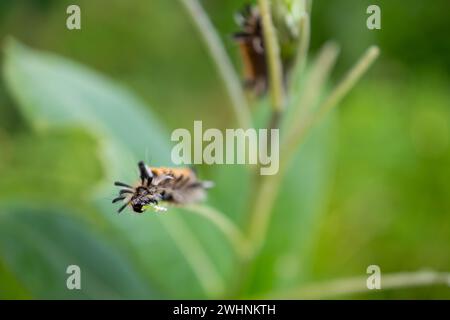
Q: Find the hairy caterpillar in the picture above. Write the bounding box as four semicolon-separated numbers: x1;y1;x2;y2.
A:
233;5;267;96
112;161;213;213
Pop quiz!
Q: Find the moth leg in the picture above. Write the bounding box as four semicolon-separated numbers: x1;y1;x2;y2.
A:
112;196;126;203
117;202;129;213
114;181;133;189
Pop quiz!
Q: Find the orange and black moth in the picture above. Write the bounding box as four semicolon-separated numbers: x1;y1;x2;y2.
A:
113;161;213;213
233;5;268;96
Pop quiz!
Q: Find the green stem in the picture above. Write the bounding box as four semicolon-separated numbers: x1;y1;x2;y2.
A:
258;0;285;111
242;45;380;288
179;0;251;128
246;43;340;255
282;42;340;161
289;12;310;88
260;270;450;299
243;0;285;251
316;46;380;121
245;173;283;252
282;45;379;167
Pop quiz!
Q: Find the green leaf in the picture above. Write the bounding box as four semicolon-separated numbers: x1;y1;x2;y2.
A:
3;39;230;298
0;128;102;208
0;258;31;299
3;40;171;164
0;205;156;299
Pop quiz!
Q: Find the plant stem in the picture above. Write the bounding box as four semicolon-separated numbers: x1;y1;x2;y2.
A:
282;42;340;162
248;0;285;238
243;45;380;284
245;173;283;253
316;45;380;121
289;13;310;89
184;204;250;258
306;0;313;13
245;43;340;255
282;45;378;167
260;270;450;299
258;0;285;112
179;0;251;129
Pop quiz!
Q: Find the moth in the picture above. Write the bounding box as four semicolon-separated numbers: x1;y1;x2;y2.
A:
112;161;213;213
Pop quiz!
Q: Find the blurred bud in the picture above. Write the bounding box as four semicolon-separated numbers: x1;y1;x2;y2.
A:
233;1;310;96
271;0;309;64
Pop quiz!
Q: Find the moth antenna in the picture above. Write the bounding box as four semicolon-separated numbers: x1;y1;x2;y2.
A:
114;181;133;189
112;196;126;203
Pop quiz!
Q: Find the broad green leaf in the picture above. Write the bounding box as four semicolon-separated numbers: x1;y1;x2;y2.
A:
3;40;232;298
0;205;156;299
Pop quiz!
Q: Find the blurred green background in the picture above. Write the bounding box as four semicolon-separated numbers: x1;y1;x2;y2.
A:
0;0;449;299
